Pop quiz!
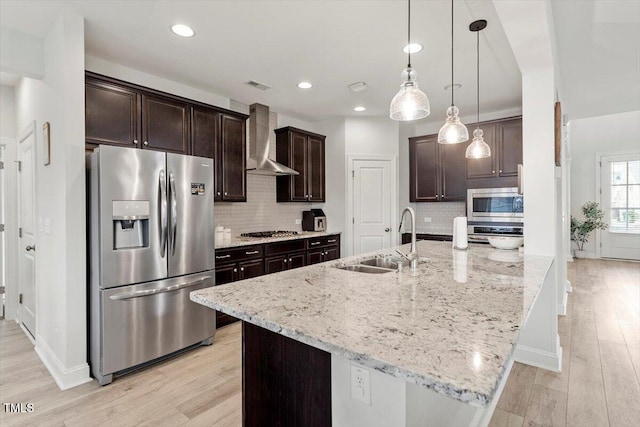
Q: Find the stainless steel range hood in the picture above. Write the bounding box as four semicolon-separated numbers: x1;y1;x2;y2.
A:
247;103;299;176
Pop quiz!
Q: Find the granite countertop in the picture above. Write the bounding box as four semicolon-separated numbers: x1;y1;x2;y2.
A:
192;240;553;406
214;231;339;249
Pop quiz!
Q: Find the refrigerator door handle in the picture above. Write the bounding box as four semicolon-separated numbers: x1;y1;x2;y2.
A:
169;172;178;256
108;276;212;300
159;170;168;257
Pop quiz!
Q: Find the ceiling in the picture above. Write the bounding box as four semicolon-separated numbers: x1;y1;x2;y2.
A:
0;0;522;122
551;0;640;121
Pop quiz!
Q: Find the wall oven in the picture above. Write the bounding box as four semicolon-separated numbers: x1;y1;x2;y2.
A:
467;187;524;240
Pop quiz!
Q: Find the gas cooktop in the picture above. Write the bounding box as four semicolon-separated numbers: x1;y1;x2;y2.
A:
240;231;299;238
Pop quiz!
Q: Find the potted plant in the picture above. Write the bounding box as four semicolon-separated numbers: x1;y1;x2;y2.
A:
570;201;607;258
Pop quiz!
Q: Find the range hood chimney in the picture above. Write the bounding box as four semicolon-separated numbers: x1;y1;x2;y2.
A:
247;103;299;176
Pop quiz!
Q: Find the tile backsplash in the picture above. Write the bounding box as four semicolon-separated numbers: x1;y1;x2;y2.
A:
409;202;466;235
214;100;312;236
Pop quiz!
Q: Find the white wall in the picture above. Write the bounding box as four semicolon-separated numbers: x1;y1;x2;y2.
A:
568;110;640;254
14;11;89;390
0;26;45;79
0;85;16;138
85;55;230;110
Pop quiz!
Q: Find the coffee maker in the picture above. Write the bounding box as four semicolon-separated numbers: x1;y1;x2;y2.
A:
302;209;326;232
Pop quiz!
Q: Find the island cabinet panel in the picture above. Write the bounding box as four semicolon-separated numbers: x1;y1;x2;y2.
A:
243;322;331;427
409;135;465;202
466;117;522;189
276;127;326;202
141;94;190;154
85;78;141;149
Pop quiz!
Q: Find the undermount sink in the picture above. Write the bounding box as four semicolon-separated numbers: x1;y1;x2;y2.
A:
337;265;395;274
359;257;404;269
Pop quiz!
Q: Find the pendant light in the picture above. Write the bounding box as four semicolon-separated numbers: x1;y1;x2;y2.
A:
438;0;469;144
390;0;430;121
465;19;491;159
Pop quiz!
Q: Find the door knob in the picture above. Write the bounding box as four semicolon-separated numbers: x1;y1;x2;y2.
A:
385;228;390;232
25;245;35;252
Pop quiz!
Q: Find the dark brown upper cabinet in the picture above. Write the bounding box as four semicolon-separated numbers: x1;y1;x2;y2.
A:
409;135;467;202
275;127;326;203
219;113;247;202
85;72;248;200
191;107;247;202
141;94;189;154
85;78;140;149
466;117;522;189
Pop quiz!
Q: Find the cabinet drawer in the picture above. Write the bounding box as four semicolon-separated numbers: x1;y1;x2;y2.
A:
265;239;306;256
214;244;263;264
306;234;340;249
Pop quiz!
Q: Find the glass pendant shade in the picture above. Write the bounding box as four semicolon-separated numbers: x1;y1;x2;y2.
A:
390;67;430;121
437;106;469;144
465;129;491;159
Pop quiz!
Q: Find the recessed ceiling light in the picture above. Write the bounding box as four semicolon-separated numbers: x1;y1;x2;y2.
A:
354;106;366;112
403;43;423;54
444;83;462;90
297;81;313;89
171;24;195;38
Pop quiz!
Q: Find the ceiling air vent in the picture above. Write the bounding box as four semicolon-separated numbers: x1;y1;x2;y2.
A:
348;81;368;92
247;80;271;91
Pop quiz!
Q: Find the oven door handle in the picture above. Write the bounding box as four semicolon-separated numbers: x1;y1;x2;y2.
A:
109;276;212;300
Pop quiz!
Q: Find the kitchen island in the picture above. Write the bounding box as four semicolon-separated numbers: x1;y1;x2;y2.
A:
191;240;558;427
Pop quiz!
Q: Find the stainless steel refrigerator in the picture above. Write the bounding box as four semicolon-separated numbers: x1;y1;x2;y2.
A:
89;145;216;385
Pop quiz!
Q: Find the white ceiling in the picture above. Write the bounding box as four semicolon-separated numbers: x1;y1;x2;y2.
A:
551;0;640;121
0;0;522;122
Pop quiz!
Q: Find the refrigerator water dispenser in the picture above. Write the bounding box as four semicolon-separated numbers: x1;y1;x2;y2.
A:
112;200;150;249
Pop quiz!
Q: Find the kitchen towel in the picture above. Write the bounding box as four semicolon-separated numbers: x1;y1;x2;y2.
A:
452;217;468;250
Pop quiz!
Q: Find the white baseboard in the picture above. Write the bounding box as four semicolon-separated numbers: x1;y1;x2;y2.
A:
35;335;92;390
514;336;562;373
573;251;598;259
557;291;568;316
566;279;573;293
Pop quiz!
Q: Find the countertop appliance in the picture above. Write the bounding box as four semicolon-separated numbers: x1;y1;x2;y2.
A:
467;187;523;241
302;209;326;232
89;145;216;385
241;231;299;238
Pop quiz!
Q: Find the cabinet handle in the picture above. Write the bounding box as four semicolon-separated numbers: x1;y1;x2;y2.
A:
310;241;320;246
224;192;228;196
284;259;288;263
233;268;237;273
240;267;244;272
245;250;259;255
143;141;149;146
328;239;336;243
492;170;495;173
133;139;138;145
309;194;313;198
217;192;221;196
499;170;502;173
289;258;293;262
216;254;231;259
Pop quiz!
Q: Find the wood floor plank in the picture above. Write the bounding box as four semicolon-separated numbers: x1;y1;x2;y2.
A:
497;362;537;417
570;309;602;369
566;362;609;427
599;340;640;427
489;408;524;427
523;384;567;427
534;347;571;393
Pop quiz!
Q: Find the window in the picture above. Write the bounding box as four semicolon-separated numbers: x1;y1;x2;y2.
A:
609;160;640;233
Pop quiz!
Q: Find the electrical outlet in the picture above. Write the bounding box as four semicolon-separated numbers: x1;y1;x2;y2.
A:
423;217;432;223
350;364;371;405
295;219;302;225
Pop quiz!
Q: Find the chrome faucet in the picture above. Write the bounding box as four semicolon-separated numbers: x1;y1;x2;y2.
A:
398;206;418;271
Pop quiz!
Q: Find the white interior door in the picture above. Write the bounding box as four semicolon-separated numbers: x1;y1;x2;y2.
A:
18;126;36;337
352;159;393;255
601;154;640;260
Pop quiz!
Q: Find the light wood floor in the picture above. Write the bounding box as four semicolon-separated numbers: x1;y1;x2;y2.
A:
0;259;638;427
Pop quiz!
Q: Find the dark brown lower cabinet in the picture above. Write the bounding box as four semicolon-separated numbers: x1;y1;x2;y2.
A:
243;322;331;427
265;251;306;274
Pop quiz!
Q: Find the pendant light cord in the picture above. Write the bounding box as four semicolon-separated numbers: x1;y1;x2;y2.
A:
407;0;411;68
451;0;454;107
476;30;480;130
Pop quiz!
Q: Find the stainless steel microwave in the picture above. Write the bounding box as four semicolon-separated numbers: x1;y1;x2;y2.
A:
467;187;524;223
